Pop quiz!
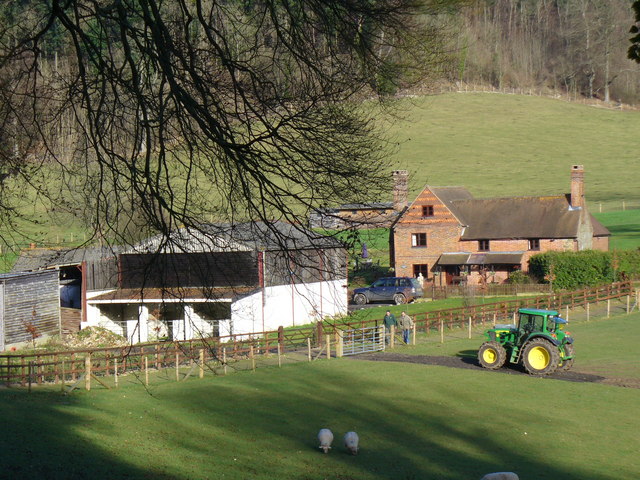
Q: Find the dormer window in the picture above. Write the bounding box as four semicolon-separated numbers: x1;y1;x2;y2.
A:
422;205;434;217
479;240;490;251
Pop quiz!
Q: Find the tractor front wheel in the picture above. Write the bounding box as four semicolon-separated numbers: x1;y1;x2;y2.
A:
478;341;507;370
561;343;575;371
522;338;560;375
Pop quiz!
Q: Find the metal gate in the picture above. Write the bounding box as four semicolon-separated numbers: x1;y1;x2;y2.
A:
341;326;384;356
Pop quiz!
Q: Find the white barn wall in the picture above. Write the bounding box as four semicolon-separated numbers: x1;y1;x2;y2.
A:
231;279;348;334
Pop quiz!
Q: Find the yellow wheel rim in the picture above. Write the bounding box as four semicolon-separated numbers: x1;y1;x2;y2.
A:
482;348;497;364
528;346;550;370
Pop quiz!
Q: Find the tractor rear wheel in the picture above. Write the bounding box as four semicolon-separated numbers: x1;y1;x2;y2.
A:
522;338;559;375
561;343;575;371
478;341;507;370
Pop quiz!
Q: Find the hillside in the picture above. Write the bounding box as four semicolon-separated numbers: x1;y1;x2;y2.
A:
380;92;640;210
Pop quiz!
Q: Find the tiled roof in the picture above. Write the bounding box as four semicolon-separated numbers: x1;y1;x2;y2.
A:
450;195;609;240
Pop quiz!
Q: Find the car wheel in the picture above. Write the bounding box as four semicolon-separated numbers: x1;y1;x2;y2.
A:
393;293;406;305
353;293;367;305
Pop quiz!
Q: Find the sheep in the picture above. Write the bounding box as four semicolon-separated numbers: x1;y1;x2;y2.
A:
317;428;334;453
479;472;519;480
343;431;359;455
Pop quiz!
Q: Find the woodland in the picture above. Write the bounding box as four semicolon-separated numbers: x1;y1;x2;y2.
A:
0;0;638;250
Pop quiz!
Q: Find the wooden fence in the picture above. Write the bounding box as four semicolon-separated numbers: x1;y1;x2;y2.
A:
1;282;636;389
430;283;552;300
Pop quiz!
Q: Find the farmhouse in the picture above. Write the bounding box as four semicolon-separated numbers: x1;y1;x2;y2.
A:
390;165;610;286
13;222;348;344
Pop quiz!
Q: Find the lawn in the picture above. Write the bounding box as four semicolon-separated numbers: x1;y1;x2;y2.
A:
2;312;638;479
381;93;640;209
594;209;640;250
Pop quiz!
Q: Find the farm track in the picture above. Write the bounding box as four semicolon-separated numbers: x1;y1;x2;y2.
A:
348;353;640;389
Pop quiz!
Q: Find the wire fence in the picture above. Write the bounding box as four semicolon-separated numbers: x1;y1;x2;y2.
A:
1;282;636;391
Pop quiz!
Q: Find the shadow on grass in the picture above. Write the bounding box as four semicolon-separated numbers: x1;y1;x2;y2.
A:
0;389;174;479
0;358;627;479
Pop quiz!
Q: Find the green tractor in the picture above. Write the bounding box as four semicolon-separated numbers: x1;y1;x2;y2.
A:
478;308;575;375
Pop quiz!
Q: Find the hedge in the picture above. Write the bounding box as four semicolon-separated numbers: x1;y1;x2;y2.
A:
529;249;640;290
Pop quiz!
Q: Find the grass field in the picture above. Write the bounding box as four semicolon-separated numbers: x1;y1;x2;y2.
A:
381;93;640;209
2;312;638;479
594;209;640;250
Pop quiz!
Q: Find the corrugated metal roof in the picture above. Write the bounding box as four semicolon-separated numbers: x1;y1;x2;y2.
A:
12;246;120;272
129;221;343;254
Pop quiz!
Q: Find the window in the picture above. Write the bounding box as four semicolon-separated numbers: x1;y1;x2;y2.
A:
411;233;427;247
413;264;429;278
422;205;434;217
529;239;540;251
478;240;490;251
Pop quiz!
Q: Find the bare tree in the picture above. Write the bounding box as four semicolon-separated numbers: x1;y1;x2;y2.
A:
0;0;458;247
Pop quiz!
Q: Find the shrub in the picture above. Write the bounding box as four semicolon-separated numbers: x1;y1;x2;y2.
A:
529;250;615;290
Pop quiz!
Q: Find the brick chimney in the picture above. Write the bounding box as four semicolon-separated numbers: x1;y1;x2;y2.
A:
392;170;408;211
570;164;585;208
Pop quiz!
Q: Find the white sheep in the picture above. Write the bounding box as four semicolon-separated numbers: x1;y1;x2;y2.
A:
480;472;519;480
317;428;334;453
343;431;359;455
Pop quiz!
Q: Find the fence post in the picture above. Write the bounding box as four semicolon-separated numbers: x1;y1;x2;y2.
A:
175;352;180;382
325;334;331;359
565;305;569;322
199;349;205;378
412;322;416;345
586;302;590;322
250;346;256;372
390;325;395;348
307;338;311;362
607;299;610;318
145;357;149;386
60;360;65;392
85;354;91;391
277;344;282;367
627;295;631;314
379;325;385;349
277;326;284;352
316;321;324;347
28;361;33;393
336;330;344;357
223;348;227;375
114;358;119;388
468;317;472;339
440;320;444;344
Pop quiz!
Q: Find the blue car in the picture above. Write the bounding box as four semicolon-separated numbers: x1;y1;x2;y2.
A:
352;277;423;305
